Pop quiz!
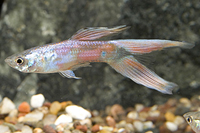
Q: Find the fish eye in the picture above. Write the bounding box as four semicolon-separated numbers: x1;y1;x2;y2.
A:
187;117;192;123
15;57;24;65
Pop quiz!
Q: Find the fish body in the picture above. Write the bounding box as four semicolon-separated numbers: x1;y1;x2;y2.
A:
183;111;200;133
5;25;194;94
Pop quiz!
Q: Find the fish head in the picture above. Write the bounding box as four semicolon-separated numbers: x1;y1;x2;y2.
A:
5;49;40;73
183;112;200;133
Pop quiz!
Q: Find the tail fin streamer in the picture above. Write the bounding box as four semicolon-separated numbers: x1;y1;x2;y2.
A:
110;39;194;54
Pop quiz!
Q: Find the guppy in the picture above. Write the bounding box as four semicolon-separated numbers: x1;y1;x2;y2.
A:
5;25;194;94
183;111;200;133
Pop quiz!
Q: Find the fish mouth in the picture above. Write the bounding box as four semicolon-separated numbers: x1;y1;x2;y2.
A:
5;57;15;67
5;57;11;65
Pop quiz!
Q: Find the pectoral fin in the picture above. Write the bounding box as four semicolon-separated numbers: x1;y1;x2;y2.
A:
59;70;81;79
70;25;129;41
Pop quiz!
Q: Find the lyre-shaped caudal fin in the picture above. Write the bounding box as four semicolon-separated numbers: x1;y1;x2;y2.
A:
110;39;194;54
70;25;129;41
108;56;178;94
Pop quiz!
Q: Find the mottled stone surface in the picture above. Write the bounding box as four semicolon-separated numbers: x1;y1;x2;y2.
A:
0;0;200;110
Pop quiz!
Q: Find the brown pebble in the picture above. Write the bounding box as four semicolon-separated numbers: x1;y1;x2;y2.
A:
60;102;68;110
166;98;178;107
76;125;87;132
49;101;62;115
164;112;175;122
106;116;116;127
18;102;31;113
4;116;17;124
140;107;150;112
110;104;125;120
0;120;4;125
91;124;100;132
43;125;56;133
43;102;51;108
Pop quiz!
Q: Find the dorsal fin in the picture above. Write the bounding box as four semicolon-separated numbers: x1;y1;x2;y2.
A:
70;25;129;41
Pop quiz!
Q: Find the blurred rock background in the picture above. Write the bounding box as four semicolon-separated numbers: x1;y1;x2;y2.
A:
0;0;199;110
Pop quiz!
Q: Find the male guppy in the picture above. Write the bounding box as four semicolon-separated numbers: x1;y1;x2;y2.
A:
5;25;194;94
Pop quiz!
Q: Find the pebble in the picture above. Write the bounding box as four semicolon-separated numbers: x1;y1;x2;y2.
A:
143;121;154;129
65;105;91;120
0;125;11;133
91;124;101;132
30;94;45;108
148;110;160;118
165;121;178;132
23;111;44;122
106;116;116;127
43;114;57;126
43;102;51;108
80;118;92;127
0;97;16;114
43;125;56;133
60;101;73;110
173;115;185;126
18;102;31;113
9;109;18;117
117;120;126;128
179;97;191;108
124;123;134;132
22;125;33;133
54;114;72;125
5;116;18;124
76;125;87;132
49;101;62;115
133;120;143;132
138;111;148;121
110;104;125;120
33;128;43;133
127;111;138;120
164;112;175;122
135;104;144;112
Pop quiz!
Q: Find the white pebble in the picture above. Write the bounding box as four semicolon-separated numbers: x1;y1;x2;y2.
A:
135;104;144;112
143;121;154;129
55;114;72;125
22;125;33;133
80;118;92;126
127;111;138;119
133;121;143;132
173;116;185;126
148;110;160;117
165;122;178;132
0;97;15;114
65;105;91;120
9;109;18;117
0;125;11;133
30;94;45;108
23;111;44;122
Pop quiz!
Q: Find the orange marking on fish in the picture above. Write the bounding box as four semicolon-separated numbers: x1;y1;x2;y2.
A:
78;49;101;61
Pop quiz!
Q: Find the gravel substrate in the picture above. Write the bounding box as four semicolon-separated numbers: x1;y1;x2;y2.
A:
0;93;198;133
